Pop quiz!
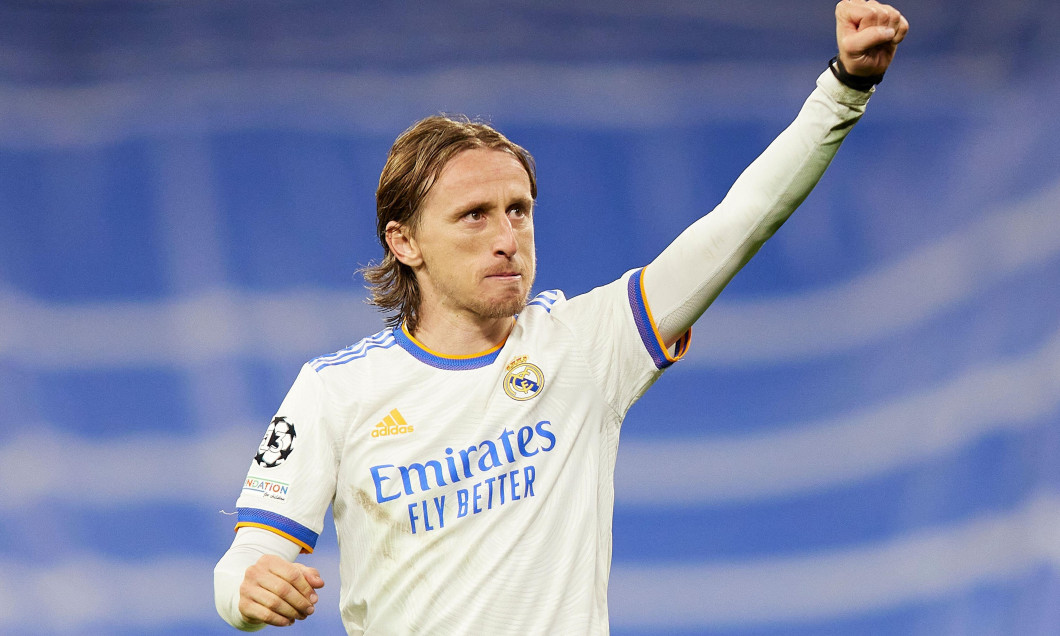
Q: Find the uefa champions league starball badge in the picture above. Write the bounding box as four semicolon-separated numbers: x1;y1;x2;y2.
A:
254;416;297;468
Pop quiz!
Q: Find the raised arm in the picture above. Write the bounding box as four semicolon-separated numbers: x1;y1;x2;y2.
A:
644;1;908;347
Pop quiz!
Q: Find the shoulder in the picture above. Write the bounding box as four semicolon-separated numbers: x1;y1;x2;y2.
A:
307;327;400;374
518;272;639;335
516;290;572;335
524;289;565;314
547;269;640;319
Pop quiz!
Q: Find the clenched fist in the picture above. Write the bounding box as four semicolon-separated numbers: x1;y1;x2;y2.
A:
836;0;909;78
238;554;326;627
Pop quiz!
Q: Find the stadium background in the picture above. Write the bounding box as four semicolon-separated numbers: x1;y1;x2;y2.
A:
2;1;1060;634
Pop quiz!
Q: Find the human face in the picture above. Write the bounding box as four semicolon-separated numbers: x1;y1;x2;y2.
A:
399;147;536;327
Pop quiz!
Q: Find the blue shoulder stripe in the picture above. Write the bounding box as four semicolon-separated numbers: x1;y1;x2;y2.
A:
310;328;396;371
526;289;561;313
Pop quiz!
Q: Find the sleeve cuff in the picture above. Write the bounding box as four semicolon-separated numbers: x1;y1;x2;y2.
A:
816;68;874;108
234;508;319;554
627;268;691;369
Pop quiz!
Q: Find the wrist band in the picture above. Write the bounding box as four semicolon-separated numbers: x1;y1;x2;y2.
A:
829;56;884;91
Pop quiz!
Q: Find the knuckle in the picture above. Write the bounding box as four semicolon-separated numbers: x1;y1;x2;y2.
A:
237;600;267;625
264;594;288;613
277;580;303;603
261;610;292;627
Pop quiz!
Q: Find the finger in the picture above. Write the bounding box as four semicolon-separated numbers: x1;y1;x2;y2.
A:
840;0;905;43
842;24;897;54
238;582;305;626
835;0;862;28
298;565;326;590
259;573;317;618
836;0;884;27
260;558;324;605
892;15;910;44
243;565;317;619
278;563;319;603
238;600;295;627
879;4;904;35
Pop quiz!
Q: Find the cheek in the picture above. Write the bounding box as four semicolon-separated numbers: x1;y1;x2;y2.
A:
518;227;536;253
425;234;478;266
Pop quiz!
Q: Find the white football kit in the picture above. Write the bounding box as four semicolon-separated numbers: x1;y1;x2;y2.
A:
235;270;688;634
215;70;872;634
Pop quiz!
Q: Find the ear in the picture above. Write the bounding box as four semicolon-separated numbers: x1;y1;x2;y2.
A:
385;221;422;267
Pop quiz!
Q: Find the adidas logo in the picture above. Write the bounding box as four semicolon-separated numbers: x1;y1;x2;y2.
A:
371;408;414;438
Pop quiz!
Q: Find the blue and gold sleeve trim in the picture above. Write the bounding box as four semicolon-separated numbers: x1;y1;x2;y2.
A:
235;507;318;554
627;268;691;369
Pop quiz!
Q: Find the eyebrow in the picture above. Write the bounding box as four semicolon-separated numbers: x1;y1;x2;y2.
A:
453;196;534;217
453;202;489;218
511;196;534;209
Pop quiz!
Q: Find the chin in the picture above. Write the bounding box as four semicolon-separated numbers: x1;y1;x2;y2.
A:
474;292;529;320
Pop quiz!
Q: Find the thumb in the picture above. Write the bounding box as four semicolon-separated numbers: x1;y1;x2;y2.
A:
300;565;325;588
843;25;897;54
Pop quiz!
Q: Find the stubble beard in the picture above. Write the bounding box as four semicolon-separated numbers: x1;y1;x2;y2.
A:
474;286;532;320
421;255;536;323
469;263;536;320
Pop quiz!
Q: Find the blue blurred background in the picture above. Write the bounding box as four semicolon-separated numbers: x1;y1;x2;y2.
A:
2;1;1060;634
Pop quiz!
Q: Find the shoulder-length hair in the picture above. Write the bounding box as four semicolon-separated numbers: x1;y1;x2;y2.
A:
363;115;537;331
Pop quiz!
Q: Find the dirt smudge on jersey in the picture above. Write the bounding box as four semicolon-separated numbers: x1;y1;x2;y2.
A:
353;487;412;560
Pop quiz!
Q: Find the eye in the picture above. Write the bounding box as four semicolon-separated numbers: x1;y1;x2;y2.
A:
508;205;529;219
463;209;484;221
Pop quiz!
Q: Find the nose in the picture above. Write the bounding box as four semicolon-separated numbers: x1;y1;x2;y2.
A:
492;215;518;257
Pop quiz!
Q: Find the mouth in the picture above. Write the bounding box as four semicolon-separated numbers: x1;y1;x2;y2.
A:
486;275;522;287
485;269;522;281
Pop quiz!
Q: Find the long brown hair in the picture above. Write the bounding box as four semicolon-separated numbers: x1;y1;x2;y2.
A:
363;115;537;331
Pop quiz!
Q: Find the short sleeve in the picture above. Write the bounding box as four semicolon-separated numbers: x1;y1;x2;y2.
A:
233;364;338;553
552;268;691;418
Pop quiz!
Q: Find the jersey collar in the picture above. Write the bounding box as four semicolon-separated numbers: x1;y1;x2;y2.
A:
394;322;508;370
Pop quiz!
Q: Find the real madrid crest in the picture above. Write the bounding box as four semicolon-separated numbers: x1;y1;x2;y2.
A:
503;355;545;401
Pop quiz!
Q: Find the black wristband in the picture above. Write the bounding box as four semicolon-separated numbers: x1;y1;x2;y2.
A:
829;55;884;91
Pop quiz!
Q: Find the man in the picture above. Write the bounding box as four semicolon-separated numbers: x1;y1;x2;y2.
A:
215;2;909;633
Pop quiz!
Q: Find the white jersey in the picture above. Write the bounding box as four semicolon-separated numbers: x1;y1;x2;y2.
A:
221;69;872;634
234;268;691;635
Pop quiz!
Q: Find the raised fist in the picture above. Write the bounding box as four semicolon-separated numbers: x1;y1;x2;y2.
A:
836;0;909;77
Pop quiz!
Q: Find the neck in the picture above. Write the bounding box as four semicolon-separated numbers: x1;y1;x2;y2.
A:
408;310;515;357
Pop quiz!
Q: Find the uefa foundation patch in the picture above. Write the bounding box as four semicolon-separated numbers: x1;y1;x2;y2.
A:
243;476;292;502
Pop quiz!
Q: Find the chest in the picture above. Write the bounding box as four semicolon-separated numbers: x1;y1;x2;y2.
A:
330;341;608;535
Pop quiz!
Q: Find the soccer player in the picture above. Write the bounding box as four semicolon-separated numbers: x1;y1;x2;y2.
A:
214;2;909;633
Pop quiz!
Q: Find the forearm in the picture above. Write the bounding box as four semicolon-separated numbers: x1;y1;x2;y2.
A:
214;527;302;631
644;69;872;343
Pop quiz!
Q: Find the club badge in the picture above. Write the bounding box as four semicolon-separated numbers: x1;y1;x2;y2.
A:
503;356;545;401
